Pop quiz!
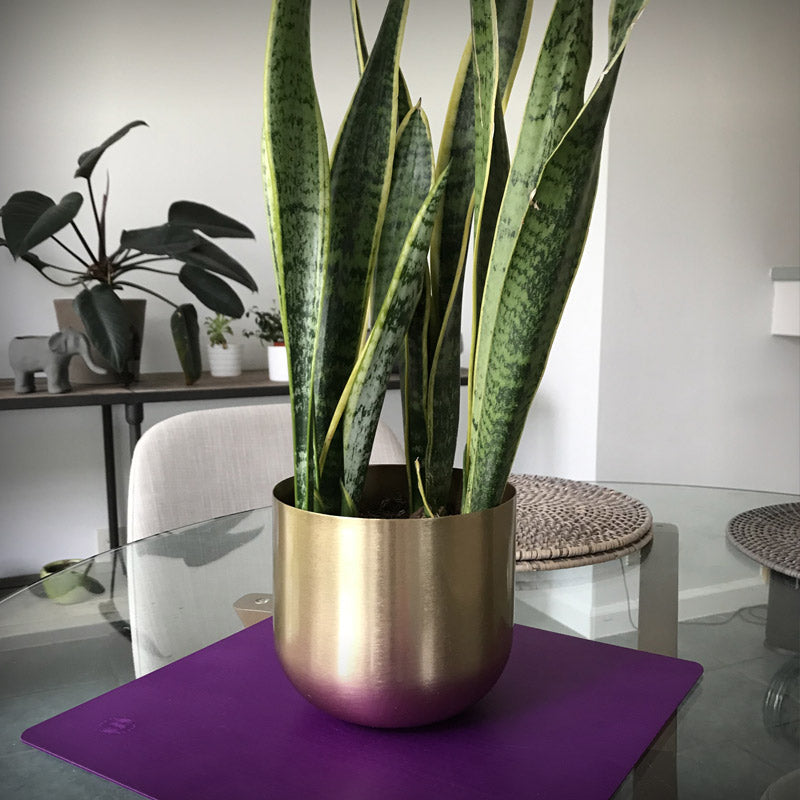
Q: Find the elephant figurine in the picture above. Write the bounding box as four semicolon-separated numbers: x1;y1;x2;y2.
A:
9;328;107;394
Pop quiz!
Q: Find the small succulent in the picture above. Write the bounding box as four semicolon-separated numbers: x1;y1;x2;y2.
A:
204;313;235;348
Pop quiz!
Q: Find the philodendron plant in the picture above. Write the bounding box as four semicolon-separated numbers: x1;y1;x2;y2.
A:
263;0;647;516
0;121;258;384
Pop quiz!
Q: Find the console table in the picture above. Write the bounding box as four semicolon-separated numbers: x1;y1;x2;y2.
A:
0;371;291;549
0;369;465;551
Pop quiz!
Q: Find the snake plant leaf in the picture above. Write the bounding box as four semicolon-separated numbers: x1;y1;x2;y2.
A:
464;0;649;512
120;224;200;255
466;0;592;478
168;201;254;239
0;191;83;257
263;0;330;509
372;106;433;324
179;239;258;291
371;106;434;506
420;0;531;507
74;120;148;180
470;0;500;274
350;0;413;123
178;264;245;318
313;0;408;509
170;303;201;385
335;166;449;511
74;284;132;374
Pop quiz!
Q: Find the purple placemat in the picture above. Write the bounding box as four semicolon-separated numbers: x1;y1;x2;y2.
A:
23;621;702;800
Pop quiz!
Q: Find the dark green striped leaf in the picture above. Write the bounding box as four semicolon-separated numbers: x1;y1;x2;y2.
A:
263;0;330;508
464;0;649;512
337;166;449;511
178;265;245;318
313;0;408;510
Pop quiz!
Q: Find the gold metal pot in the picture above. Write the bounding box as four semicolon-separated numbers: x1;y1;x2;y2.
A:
273;465;516;728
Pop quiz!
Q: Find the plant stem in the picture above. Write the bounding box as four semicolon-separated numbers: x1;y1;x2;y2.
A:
112;280;178;308
51;235;91;267
70;221;97;263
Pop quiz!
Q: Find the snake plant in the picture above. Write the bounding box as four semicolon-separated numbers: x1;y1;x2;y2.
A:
263;0;648;515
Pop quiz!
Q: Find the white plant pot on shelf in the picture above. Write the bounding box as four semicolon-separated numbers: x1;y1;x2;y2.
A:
267;343;289;382
208;343;242;377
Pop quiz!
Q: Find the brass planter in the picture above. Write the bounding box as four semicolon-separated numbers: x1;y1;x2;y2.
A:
272;465;516;728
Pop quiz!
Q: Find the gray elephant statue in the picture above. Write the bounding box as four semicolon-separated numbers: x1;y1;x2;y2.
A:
9;328;107;394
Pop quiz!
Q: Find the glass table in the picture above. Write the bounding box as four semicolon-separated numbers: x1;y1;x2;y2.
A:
1;483;798;799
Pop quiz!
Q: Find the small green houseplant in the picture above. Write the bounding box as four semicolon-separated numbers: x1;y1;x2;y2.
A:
264;0;648;515
0;121;258;384
243;305;284;345
204;312;243;377
205;313;235;348
243;305;288;381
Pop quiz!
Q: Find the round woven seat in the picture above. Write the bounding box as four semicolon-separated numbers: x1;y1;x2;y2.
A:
726;503;800;579
510;475;653;571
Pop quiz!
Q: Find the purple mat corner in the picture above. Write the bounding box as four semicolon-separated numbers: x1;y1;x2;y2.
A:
23;620;702;800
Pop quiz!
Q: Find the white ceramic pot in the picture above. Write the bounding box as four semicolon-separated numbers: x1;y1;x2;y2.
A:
208;343;242;377
267;343;289;382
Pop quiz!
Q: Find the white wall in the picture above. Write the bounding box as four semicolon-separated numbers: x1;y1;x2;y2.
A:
1;0;617;577
598;0;800;493
6;0;794;578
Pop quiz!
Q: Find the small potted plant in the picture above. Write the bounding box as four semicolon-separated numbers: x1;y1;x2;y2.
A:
204;313;242;377
243;305;288;381
0;120;258;385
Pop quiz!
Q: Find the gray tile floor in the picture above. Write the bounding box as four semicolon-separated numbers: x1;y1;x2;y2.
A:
1;603;798;799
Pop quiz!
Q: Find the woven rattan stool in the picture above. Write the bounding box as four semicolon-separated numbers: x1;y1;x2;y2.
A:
510;475;653;571
727;503;800;652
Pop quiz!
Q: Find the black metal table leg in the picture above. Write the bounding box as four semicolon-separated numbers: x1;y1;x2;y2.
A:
125;401;144;454
101;404;120;550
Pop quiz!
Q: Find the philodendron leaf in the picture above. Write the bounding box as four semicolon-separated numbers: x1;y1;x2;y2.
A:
179;239;258;291
120;224;200;255
168;201;255;239
336;166;449;511
464;0;649;512
263;0;330;510
170;304;201;385
74;120;148;180
313;0;408;510
0;191;82;257
178;265;245;318
74;285;131;374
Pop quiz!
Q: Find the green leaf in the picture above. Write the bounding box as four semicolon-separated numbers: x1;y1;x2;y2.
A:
120;224;200;255
464;0;649;512
178;265;245;318
263;0;330;509
424;0;531;508
0;191;82;257
74;285;131;374
179;239;258;291
350;0;413;122
336;166;449;510
168;201;254;239
170;304;201;385
313;0;408;510
74;120;148;180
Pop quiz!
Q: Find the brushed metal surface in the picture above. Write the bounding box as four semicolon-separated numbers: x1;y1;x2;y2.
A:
273;466;516;728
